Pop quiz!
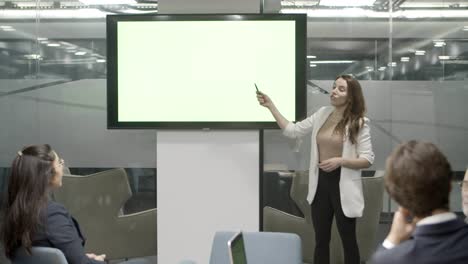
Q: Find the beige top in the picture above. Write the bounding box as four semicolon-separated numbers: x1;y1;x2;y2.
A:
316;115;343;162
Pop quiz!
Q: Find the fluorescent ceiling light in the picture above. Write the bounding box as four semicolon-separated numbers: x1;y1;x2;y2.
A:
96;59;106;63
75;51;87;56
47;43;61;47
440;60;468;65
24;54;42;60
0;9;107;19
307;55;317;59
310;64;317;67
80;0;136;4
463;26;468;31
438;56;451;60
0;25;13;29
400;57;410;62
3;28;16;31
378;66;386;71
433;41;446;47
400;2;468;8
387;62;397;67
415;50;426;55
282;1;319;7
281;8;468;18
310;60;355;64
319;0;375;7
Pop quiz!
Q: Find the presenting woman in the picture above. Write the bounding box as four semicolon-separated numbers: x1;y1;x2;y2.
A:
1;144;106;264
257;75;374;264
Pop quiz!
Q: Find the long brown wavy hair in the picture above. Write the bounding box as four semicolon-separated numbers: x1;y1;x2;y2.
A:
1;144;56;259
333;75;367;144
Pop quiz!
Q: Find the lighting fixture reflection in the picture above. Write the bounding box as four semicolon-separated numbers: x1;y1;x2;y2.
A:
79;0;136;4
309;60;355;64
24;54;42;60
319;0;376;7
415;50;426;56
438;56;451;60
282;8;468;19
433;40;446;47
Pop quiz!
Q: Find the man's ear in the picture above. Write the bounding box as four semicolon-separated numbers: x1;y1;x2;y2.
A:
399;206;411;217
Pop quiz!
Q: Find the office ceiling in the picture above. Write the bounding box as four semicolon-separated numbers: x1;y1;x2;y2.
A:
0;0;466;80
0;0;467;11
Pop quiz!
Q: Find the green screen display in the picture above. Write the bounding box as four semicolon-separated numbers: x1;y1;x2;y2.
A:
107;14;306;128
230;233;247;264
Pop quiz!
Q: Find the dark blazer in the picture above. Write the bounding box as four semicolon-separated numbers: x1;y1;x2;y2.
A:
32;201;104;264
370;218;468;264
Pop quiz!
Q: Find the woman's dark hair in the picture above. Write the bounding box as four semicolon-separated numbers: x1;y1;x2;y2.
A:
333;75;367;144
1;144;56;258
385;140;452;217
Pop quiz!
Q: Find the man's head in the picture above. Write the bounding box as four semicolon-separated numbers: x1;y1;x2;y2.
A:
385;140;452;218
462;170;468;217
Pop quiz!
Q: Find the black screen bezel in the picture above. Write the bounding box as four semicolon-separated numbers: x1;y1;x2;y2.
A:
107;13;307;129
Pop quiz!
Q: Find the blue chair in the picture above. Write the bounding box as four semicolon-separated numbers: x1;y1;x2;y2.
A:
209;231;302;264
13;247;67;264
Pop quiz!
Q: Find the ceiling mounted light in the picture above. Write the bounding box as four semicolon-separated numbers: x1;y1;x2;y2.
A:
79;0;136;4
75;51;87;56
319;0;375;7
47;43;61;47
24;54;42;60
309;60;355;64
438;56;451;60
415;50;426;56
307;55;317;59
401;57;410;62
433;40;446;47
282;8;468;19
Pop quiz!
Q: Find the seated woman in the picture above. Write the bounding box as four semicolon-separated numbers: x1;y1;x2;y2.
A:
1;144;105;264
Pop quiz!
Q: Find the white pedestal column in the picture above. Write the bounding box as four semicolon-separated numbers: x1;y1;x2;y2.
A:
157;130;259;264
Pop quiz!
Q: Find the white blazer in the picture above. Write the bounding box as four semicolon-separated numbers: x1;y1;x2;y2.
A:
283;106;374;218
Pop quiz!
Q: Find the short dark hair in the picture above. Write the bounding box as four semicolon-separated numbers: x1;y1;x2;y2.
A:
385;140;452;217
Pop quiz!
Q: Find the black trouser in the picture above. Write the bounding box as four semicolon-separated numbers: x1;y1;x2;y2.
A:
311;167;360;264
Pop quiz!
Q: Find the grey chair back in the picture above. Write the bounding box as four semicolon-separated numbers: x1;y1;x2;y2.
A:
13;247;67;264
53;168;157;260
209;231;302;264
264;170;385;264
